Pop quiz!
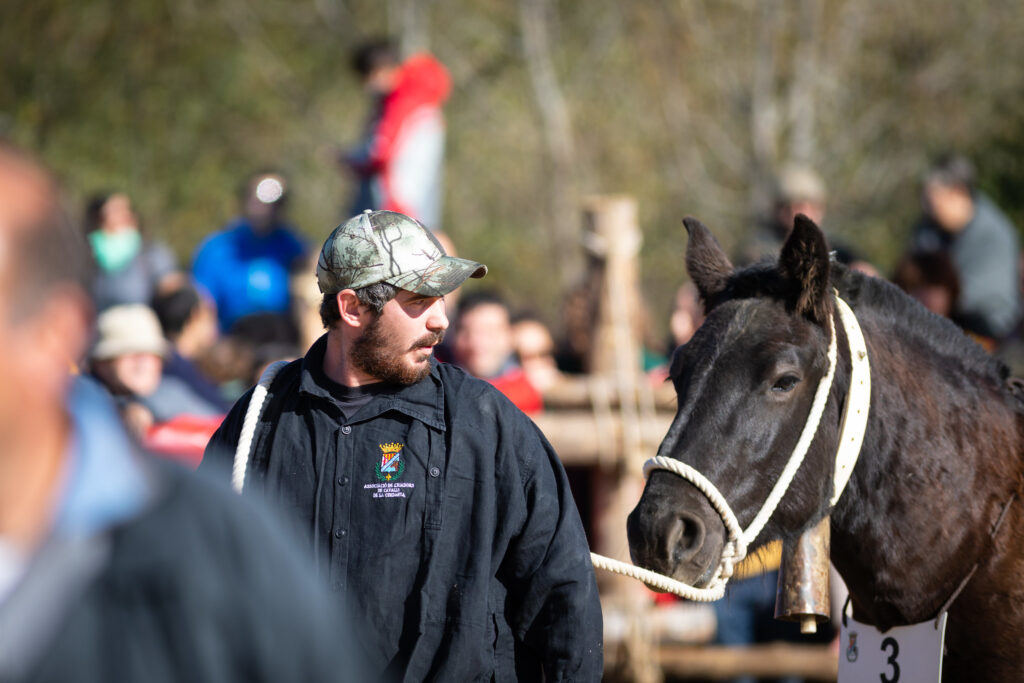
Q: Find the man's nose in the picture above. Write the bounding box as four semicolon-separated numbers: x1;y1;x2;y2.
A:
427;299;448;331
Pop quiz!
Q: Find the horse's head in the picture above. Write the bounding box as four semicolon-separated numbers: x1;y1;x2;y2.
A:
627;215;841;588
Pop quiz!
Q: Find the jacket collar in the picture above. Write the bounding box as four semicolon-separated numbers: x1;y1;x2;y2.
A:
298;335;446;431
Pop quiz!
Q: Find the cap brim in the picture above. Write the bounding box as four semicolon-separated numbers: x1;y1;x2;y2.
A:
387;256;487;297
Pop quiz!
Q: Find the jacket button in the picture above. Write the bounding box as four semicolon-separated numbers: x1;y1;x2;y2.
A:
334;528;346;538
338;476;349;486
429;466;441;477
341;425;352;435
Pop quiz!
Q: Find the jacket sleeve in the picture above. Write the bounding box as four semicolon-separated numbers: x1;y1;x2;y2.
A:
197;388;253;485
500;418;604;681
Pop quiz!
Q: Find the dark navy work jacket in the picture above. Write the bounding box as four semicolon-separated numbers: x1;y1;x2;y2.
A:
201;336;603;682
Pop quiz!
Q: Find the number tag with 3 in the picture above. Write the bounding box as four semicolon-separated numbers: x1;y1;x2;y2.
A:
838;612;947;683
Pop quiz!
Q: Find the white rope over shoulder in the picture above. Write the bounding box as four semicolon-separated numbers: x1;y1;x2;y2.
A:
590;292;871;600
232;360;289;493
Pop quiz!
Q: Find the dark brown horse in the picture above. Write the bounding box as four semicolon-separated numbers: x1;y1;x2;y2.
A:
627;215;1024;680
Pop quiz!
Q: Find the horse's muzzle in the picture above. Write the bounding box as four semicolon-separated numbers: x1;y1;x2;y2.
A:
627;472;727;588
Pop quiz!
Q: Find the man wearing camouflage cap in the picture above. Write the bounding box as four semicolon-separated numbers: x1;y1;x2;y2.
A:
202;210;603;682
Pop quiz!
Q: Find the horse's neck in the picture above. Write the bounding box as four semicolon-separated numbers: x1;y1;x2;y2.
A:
829;312;1023;628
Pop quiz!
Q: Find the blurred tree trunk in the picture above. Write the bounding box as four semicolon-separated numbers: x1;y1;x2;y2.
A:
786;0;822;165
519;0;580;289
388;0;428;55
748;0;783;223
748;0;824;224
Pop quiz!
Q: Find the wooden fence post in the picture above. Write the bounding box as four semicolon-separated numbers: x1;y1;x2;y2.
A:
581;196;662;683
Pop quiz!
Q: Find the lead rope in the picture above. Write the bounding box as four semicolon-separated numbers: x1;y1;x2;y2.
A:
590;293;871;601
590;449;750;601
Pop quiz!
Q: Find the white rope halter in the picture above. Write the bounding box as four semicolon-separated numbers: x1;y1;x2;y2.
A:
591;292;871;600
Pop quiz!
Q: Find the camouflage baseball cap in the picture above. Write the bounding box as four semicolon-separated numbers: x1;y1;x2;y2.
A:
316;210;487;296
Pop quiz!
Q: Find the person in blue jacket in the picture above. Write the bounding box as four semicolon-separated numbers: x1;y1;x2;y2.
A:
193;171;308;332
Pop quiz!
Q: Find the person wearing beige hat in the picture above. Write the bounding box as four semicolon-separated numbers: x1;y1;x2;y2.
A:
740;165;878;276
774;164;827;231
90;304;168;399
740;164;827;265
202;209;603;682
89;304;223;440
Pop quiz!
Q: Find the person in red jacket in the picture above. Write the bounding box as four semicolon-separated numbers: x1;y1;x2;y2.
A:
453;291;544;415
343;40;451;230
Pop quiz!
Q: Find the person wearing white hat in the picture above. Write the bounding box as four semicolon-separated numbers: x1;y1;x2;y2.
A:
90;304;168;398
89;304;221;438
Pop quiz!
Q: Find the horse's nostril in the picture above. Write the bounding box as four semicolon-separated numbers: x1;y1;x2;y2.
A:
667;513;706;565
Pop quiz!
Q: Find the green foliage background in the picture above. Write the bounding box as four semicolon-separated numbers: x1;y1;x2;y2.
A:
4;0;1024;343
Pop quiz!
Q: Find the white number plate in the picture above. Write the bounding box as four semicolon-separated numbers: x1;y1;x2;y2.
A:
838;612;947;683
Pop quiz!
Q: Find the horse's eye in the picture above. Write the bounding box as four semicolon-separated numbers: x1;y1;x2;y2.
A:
771;374;800;392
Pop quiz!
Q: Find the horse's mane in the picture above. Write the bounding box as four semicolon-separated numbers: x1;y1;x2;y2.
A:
715;258;1012;390
835;263;1012;385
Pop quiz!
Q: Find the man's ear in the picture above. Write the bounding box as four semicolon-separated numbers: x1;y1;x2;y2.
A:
336;290;367;328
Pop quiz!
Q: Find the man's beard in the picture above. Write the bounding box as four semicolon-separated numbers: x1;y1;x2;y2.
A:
350;314;444;385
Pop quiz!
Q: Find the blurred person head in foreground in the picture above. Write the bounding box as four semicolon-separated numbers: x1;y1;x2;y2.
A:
0;140;360;682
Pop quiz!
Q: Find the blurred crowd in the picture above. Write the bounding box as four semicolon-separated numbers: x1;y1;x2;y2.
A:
72;41;1024;486
76;152;1024;480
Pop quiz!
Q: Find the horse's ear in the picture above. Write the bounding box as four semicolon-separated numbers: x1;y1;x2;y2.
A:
778;214;833;323
684;217;734;301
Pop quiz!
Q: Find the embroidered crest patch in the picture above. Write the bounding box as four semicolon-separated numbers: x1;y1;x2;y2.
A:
364;442;416;499
375;442;406;482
